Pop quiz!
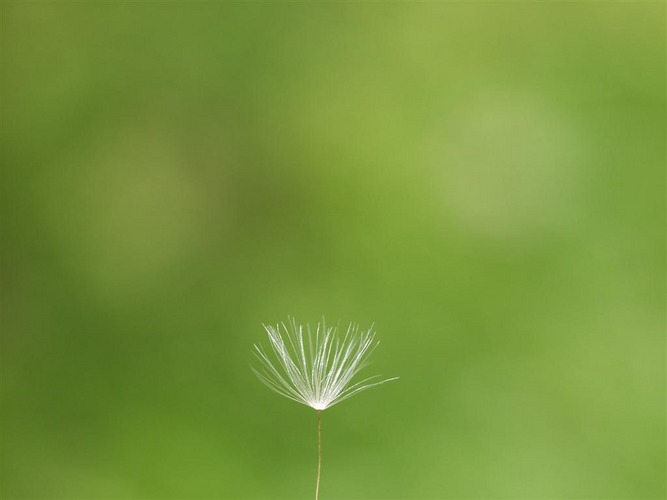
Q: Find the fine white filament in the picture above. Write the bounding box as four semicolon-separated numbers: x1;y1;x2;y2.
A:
252;318;398;411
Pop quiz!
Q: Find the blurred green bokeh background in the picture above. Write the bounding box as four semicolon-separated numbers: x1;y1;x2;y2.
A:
1;2;665;499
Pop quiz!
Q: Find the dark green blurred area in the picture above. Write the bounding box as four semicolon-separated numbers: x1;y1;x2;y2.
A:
1;3;665;499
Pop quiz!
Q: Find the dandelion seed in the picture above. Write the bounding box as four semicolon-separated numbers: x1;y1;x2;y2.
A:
252;317;398;500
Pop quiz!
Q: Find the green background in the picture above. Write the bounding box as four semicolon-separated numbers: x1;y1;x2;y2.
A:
2;2;665;499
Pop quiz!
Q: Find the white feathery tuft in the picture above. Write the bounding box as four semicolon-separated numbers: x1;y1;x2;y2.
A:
252;318;398;411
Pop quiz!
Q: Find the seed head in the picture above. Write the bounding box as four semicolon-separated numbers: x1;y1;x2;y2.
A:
252;318;398;410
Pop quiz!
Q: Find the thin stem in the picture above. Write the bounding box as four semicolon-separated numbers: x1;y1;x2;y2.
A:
315;410;322;500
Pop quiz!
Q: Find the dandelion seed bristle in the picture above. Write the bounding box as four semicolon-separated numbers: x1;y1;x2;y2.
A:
252;317;398;410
